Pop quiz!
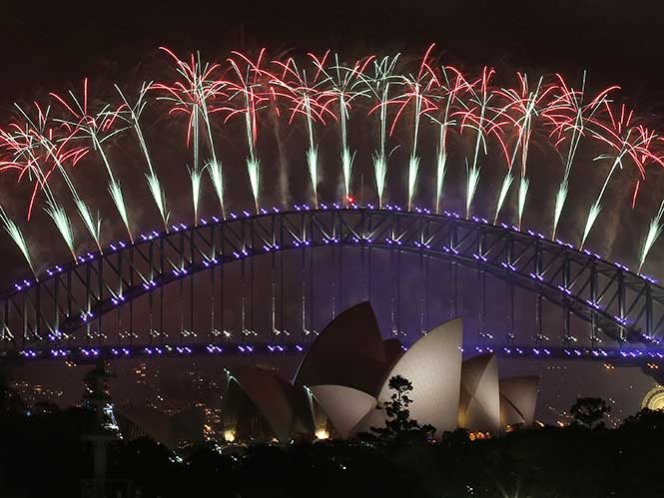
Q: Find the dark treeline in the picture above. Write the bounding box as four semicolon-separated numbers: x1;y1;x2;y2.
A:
1;370;664;498
2;409;664;497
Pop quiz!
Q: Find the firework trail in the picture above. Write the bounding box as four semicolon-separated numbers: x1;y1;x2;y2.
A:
363;54;401;207
224;49;270;212
154;48;226;221
50;79;134;243
0;149;38;276
456;67;496;218
544;73;618;239
0;206;36;278
425;65;466;213
0;48;662;280
640;197;664;272
271;57;334;207
1;113;86;260
312;52;373;205
115;83;170;231
495;74;553;227
386;45;438;210
12;105;100;252
580;105;656;248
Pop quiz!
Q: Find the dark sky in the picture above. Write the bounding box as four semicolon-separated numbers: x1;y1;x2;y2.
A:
2;0;664;106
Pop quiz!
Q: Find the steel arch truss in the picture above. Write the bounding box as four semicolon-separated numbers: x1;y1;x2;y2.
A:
1;207;662;353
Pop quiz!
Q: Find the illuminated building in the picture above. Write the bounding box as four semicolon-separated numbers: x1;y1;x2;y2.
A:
641;385;664;410
222;302;541;443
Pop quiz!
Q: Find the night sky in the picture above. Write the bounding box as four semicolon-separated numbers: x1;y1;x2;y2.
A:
3;0;664;426
2;1;664;104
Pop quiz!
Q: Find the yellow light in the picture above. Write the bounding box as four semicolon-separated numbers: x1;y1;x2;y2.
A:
223;430;236;443
642;386;664;411
315;429;330;440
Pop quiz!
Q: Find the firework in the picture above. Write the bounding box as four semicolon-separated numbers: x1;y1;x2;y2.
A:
154;48;226;220
50;79;134;242
190;167;203;223
457;67;496;217
0;48;659;279
495;74;552;227
544;73;618;239
580;104;652;248
426;65;466;213
386;45;438;210
225;49;270;212
640;198;664;272
312;52;372;205
271;57;334;207
363;54;401;207
2;109;89;258
0;207;36;278
116;83;170;231
15;105;101;252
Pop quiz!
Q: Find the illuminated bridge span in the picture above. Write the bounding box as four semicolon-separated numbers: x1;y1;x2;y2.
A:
2;207;664;363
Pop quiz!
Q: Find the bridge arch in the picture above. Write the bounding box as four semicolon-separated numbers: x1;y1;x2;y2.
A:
1;207;662;355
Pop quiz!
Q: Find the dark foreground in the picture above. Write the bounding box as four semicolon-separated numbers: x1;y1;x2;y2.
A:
1;405;664;498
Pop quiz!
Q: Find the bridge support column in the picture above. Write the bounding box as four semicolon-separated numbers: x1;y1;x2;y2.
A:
535;294;544;345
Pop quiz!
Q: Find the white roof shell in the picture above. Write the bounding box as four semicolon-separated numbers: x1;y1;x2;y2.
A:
360;318;464;438
458;354;501;433
309;385;377;438
499;376;539;427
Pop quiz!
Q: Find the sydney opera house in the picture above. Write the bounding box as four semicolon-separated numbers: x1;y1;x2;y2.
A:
221;303;539;443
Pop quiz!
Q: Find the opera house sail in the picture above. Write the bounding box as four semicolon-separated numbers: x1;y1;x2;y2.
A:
221;302;540;443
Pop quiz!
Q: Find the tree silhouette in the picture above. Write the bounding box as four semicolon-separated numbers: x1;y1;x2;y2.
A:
369;375;435;444
0;367;24;416
621;408;664;431
569;397;610;429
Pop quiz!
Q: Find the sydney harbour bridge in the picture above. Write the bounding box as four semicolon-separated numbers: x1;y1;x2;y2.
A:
2;47;664;373
2;205;663;368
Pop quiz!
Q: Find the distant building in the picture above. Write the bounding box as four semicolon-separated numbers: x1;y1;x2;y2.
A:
642;385;664;410
222;302;539;443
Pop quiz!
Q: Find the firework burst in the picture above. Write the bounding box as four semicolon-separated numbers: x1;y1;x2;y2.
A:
50;78;134;242
363;54;401;207
154;48;226;221
0;47;660;278
224;49;271;212
544;73;618;239
312;52;373;205
116;83;170;231
270;57;335;207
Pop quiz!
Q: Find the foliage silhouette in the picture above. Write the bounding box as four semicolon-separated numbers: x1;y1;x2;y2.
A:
363;375;435;445
569;396;610;428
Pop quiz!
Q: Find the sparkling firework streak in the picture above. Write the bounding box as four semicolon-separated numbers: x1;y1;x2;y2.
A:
457;67;496;217
544;73;618;239
116;83;170;231
640;197;664;272
2;112;84;259
0;206;36;278
363;54;401;207
580;104;654;249
426;65;466;213
0;48;660;277
14;105;100;252
50;79;134;243
312;52;373;205
271;57;335;208
225;49;270;212
154;48;226;221
495;74;553;227
386;45;438;210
